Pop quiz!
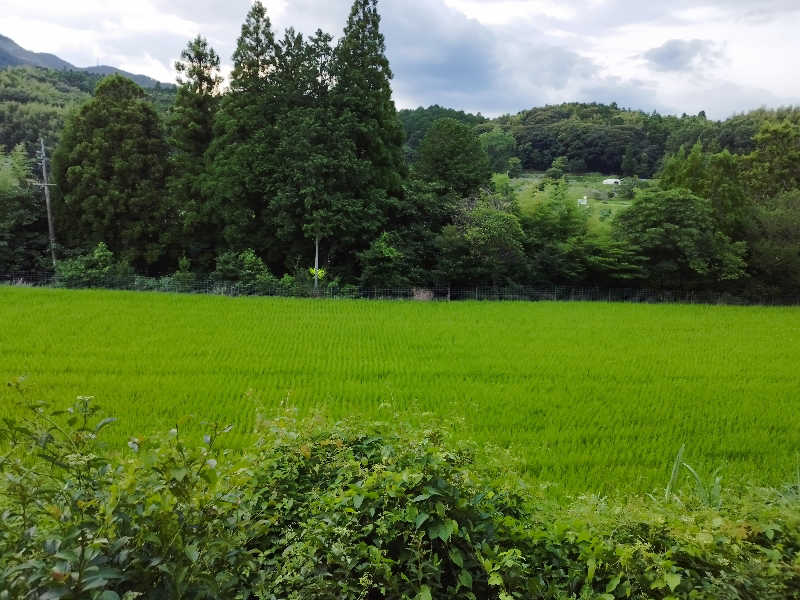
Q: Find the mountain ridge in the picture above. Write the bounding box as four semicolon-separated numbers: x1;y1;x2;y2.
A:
0;33;173;89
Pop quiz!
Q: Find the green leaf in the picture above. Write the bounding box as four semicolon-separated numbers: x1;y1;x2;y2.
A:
488;572;503;586
605;575;621;593
353;494;364;509
170;467;188;482
458;569;473;590
415;512;430;530
80;577;108;591
449;547;463;568
415;585;432;600
665;572;681;592
185;544;200;563
97;593;120;600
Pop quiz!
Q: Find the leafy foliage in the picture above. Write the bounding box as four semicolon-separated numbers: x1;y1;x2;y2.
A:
0;144;48;271
1;392;799;599
415;118;489;197
614;188;747;288
54;242;133;288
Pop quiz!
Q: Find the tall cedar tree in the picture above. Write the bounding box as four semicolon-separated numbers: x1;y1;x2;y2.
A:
167;35;222;273
52;75;172;273
328;0;406;279
266;28;340;272
205;1;279;259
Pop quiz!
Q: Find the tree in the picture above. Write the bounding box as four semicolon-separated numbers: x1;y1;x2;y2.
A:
358;231;417;289
620;144;637;176
613;188;746;288
323;0;406;279
507;157;523;178
51;75;172;272
744;119;800;202
744;190;800;296
205;1;279;258
463;205;526;286
659;143;752;239
0;144;48;271
398;104;487;161
544;156;568;180
435;203;526;287
167;35;223;273
479;127;516;174
521;178;589;282
415;117;489;196
266;28;340;282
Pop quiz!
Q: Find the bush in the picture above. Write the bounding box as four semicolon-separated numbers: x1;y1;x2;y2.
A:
54;243;134;289
210;249;279;295
1;390;798;599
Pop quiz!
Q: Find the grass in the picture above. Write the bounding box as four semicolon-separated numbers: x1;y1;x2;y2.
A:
2;286;799;495
515;172;634;229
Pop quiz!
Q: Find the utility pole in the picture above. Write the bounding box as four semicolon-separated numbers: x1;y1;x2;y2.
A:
36;138;57;268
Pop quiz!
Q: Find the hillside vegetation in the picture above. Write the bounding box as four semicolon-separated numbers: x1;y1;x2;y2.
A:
1;0;798;299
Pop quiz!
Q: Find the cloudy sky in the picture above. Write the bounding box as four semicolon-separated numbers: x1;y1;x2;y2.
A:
4;0;799;119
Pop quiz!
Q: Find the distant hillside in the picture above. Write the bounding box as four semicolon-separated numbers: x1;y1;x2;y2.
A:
401;101;800;177
0;34;172;89
398;105;487;161
0;66;175;154
0;34;73;70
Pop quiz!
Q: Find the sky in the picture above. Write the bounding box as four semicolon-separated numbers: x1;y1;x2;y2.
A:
4;0;799;119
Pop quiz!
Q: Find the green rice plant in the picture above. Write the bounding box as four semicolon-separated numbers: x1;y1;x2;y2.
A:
1;287;799;495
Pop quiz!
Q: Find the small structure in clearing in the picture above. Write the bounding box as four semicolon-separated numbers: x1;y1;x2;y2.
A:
603;178;621;185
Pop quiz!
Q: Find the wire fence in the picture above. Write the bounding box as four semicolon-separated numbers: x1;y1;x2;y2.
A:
2;271;799;306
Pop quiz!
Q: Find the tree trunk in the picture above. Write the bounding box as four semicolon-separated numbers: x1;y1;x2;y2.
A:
314;234;320;291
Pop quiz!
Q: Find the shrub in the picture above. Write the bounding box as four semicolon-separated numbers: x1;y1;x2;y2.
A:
1;390;798;599
210;249;279;295
54;243;133;289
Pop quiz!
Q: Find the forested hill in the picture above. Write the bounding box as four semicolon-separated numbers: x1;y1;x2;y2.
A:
0;66;175;153
0;33;171;89
402;102;800;177
398;105;487;161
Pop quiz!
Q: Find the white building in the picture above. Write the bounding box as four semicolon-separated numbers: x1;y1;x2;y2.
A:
603;178;621;185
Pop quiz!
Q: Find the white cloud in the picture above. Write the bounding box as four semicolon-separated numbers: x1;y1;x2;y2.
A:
3;0;799;118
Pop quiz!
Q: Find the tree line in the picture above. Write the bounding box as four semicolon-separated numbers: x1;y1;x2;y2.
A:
0;0;798;297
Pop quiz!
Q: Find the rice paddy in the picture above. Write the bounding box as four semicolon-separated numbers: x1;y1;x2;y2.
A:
1;286;799;494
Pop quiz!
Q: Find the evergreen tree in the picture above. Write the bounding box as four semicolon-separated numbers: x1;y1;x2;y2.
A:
52;75;172;272
168;35;222;272
205;1;279;258
326;0;406;278
266;28;340;275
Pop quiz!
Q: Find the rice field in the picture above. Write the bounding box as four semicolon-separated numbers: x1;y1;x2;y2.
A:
1;286;799;494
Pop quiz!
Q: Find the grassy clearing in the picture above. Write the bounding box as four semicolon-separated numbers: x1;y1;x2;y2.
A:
1;286;799;494
515;172;634;231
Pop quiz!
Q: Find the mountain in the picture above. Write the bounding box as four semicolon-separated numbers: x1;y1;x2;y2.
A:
0;34;73;70
0;34;171;89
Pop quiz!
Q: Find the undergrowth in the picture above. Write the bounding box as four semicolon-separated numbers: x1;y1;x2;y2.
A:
1;390;798;599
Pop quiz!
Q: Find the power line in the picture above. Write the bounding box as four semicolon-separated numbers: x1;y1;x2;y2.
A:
28;138;57;268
